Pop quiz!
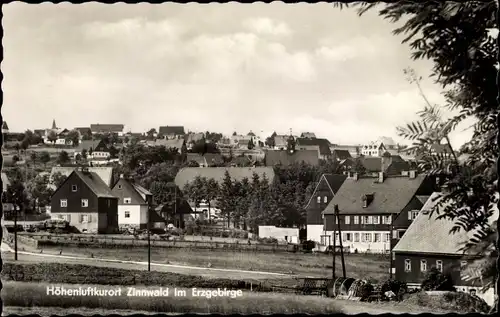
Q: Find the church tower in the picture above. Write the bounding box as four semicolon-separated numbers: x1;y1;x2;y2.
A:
286;128;296;154
51;119;57;130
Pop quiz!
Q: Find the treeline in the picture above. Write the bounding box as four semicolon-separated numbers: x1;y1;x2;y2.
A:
181;161;341;232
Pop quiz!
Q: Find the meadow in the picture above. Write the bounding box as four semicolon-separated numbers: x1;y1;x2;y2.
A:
39;244;390;282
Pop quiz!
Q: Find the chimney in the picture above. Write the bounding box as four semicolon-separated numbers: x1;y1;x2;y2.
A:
353;173;358;181
381;155;392;173
409;170;416;179
378;171;384;183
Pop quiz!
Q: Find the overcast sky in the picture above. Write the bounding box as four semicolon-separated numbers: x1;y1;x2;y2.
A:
3;2;474;147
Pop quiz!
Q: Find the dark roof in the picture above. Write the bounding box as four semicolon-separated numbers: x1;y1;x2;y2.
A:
76;140;108;152
204;153;224;165
50;166;114;188
186;153;207;165
75;127;91;134
323;174;427;215
264;150;319;166
73;170;116;198
332;149;352;160
149;209;166;224
296;138;331;156
361;157;383;172
111;178;147;205
90;124;124;133
175;167;275;189
323;174;348;193
159;126;185;135
300;132;316;138
393;193;499;255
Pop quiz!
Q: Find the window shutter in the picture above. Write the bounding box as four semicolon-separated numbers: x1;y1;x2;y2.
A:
67;214;71;222
88;214;92;223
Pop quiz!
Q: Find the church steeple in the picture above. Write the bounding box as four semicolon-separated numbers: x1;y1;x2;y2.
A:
51;119;57;130
286;128;296;154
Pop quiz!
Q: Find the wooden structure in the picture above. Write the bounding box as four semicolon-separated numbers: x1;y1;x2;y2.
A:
332;204;347;279
296;278;332;296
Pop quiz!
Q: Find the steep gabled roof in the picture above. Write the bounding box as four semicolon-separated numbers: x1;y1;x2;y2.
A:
155;138;184;149
111;178;147;205
175;167;275;189
50;166;114;188
186;153;207;165
332;149;352;160
296;138;331;156
264;150;319;166
75;127;92;135
159;126;185;135
2;121;9;130
72;170;116;198
90;124;124;133
393;192;499;255
305;174;347;209
76;140;107;152
323;174;427;215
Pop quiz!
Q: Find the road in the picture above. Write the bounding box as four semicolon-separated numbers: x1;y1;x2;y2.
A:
1;243;295;281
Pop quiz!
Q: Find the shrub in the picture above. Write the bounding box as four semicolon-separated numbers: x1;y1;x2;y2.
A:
421;268;455;291
302;240;316;252
358;282;374;301
403;291;490;313
380;279;407;300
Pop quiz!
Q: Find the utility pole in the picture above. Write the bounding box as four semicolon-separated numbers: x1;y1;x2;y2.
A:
335;205;346;279
332;212;336;280
14;199;18;261
389;214;394;280
147;204;151;272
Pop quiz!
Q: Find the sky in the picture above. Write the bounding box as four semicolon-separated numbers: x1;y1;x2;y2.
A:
2;2;475;148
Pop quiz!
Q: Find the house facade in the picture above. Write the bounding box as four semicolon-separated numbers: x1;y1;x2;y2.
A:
393;192;497;306
50;169;119;233
305;174;347;243
74;140;110;160
111;175;155;230
320;172;436;253
296;137;332;160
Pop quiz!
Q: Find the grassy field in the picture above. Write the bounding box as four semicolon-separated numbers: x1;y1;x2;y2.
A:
1;281;342;314
39;245;390;282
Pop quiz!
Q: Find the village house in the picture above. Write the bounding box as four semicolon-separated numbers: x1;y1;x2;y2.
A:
186;153;224;167
73;139;111;161
296;137;332;160
300;132;316;138
273;135;289;150
90;124;125;136
2;172;15;219
320;171;436;253
331;149;352;162
305;173;347;243
259;226;300;244
111;175;165;231
158;126;186;139
50;168;119;234
154;138;185;152
362;137;399;157
330;144;360;158
264;135;319;166
185;132;205;149
392;192;497;306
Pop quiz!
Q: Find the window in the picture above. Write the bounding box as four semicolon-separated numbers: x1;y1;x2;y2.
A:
398;230;406;239
374;233;381;242
393;230;398;239
405;259;412;272
125;211;130;218
118;185;122;190
124;197;131;204
436;260;443;272
345;216;350;225
354;216;359;224
107;199;111;207
345;233;352;242
81;199;89;208
384;233;391;242
363;233;372;242
408;210;419;220
60;199;68;207
364;216;372;224
373;216;380;224
320;235;331;246
382;215;392;224
81;214;89;223
421;260;427;272
71;185;78;192
323;196;328;203
354;233;360;242
317;196;321;203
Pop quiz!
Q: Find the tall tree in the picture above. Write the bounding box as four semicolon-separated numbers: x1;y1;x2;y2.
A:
66;129;80;147
218;170;234;227
51;172;67;189
39;151;51;168
203;178;219;222
57;151;70;165
47;130;58;144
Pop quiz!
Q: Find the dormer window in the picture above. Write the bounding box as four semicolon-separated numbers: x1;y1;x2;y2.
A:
323;196;328;203
317;196;321;203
